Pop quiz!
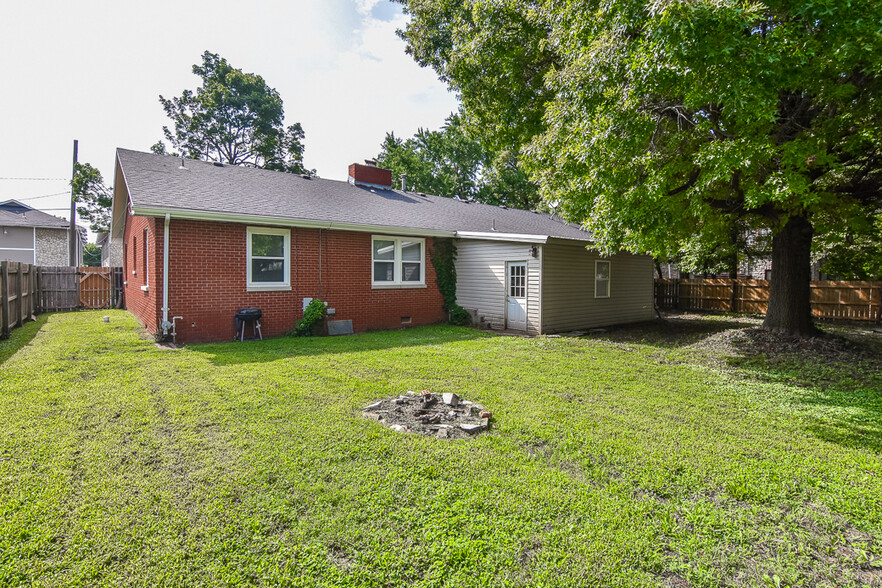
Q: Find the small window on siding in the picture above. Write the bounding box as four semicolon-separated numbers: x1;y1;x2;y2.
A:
595;260;610;298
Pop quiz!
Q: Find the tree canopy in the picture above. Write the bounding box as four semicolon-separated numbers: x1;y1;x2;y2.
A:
83;243;101;267
395;0;882;335
71;162;112;232
377;113;541;209
154;51;308;174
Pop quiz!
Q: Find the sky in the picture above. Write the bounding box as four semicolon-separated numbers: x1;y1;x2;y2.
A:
0;0;458;240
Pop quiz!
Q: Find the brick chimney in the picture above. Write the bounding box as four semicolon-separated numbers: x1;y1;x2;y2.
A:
348;160;392;189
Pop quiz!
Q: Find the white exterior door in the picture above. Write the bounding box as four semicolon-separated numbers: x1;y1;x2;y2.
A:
506;261;528;331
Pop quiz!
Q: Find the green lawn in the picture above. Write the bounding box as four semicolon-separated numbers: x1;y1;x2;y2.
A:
1;311;880;587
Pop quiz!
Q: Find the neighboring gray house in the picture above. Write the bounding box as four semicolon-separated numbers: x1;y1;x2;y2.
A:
95;231;123;267
0;200;84;266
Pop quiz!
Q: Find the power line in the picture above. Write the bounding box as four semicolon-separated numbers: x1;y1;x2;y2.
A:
12;191;70;201
0;177;68;181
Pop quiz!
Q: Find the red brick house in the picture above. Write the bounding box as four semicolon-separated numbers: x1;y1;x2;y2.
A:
110;149;654;343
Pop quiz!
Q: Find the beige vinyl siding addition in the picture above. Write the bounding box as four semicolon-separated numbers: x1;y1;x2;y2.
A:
541;242;654;332
455;239;542;334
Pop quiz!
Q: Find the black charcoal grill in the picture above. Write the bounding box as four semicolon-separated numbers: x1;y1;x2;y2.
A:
235;307;263;341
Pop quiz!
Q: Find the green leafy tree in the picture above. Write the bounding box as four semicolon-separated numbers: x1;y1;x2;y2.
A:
377;114;485;199
71;162;112;232
814;207;882;279
478;149;542;210
396;0;882;336
83;243;101;267
377;113;540;209
155;51;308;174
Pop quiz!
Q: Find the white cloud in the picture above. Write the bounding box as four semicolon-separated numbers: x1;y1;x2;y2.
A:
353;0;382;15
0;1;458;231
293;6;458;178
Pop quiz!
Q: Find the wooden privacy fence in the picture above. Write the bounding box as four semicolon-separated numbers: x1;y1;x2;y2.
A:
656;278;882;322
39;266;79;312
1;262;124;338
0;261;39;338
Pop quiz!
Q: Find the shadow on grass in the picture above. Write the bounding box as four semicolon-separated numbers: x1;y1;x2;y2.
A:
585;314;882;453
582;314;751;349
0;314;50;366
193;324;492;366
727;332;882;454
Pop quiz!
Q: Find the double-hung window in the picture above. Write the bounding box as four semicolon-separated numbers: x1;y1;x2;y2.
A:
141;228;149;290
595;260;610;298
372;236;425;287
247;227;290;291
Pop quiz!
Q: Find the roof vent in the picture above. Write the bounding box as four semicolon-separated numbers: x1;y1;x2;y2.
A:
178;157;188;171
213;162;224;167
301;174;312;180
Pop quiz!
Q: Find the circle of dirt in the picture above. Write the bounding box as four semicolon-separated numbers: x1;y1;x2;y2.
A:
362;391;492;439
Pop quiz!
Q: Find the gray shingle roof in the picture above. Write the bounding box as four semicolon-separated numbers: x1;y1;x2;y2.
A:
0;200;70;229
117;148;591;242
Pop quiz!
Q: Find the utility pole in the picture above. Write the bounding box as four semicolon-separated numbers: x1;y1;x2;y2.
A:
69;139;78;266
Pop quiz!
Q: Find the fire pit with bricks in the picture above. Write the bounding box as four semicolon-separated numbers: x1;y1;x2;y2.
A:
361;391;492;439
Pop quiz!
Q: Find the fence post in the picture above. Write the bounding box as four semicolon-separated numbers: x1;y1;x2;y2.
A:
32;265;38;316
36;266;41;314
25;265;32;319
16;263;24;328
0;261;7;338
28;264;34;318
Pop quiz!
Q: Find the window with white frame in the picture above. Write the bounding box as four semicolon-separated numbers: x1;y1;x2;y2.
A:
247;227;290;290
372;236;425;287
143;228;149;288
595;260;610;298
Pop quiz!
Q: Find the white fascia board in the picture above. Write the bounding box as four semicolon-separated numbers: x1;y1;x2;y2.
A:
110;152;133;240
130;206;457;239
0;199;34;209
455;231;549;244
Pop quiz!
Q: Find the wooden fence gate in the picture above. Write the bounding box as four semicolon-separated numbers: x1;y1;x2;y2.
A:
79;267;124;309
655;278;882;322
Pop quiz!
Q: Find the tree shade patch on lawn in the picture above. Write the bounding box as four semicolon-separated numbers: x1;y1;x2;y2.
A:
1;311;880;586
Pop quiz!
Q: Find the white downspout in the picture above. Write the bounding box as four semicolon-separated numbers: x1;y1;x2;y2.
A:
161;213;171;335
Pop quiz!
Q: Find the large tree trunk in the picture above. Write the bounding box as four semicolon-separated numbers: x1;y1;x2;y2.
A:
763;215;817;337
